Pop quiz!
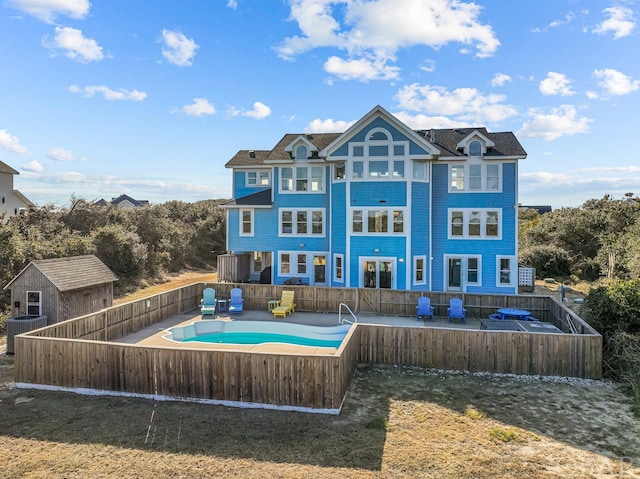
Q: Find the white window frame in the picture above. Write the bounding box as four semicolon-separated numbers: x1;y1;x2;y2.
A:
278;251;323;278
246;170;271;187
26;291;42;316
443;255;483;291
448;162;502;193
351;208;406;235
413;255;427;285
347;128;410;182
239;209;254;236
497;255;517;288
333;253;344;283
448;208;501;239
279;208;325;237
280;166;325;193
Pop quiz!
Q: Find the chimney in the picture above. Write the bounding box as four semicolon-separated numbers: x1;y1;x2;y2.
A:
430;129;435;142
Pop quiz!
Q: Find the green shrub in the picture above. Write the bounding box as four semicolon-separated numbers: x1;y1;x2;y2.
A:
519;245;571;278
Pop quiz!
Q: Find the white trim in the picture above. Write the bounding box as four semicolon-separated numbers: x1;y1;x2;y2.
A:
239;209;254;237
278;208;326;237
279;165;326;194
245;170;271;187
496;255;517;288
443;255;482;292
26;290;42;316
333;253;344;283
413;255;427;286
350;208;407;235
448;208;501;240
448;162;502;193
358;256;397;289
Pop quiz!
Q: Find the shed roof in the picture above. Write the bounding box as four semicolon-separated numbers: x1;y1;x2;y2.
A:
3;255;118;292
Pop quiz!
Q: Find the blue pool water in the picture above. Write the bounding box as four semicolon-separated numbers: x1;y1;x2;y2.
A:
167;320;351;348
184;331;343;348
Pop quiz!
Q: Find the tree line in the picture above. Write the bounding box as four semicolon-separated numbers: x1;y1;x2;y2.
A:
0;197;227;314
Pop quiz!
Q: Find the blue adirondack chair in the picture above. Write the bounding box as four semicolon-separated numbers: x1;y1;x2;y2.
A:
228;288;244;314
447;298;467;324
200;288;216;318
416;296;434;321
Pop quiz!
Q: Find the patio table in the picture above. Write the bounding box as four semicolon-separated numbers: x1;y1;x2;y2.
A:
496;308;533;320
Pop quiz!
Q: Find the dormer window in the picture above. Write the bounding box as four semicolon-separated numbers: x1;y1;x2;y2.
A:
469;140;482;157
295;145;308;160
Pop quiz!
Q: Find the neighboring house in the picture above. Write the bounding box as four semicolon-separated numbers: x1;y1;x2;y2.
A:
0;160;34;223
519;205;552;214
94;194;149;209
222;105;527;294
3;255;118;324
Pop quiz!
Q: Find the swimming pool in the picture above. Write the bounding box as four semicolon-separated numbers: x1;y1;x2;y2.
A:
166;320;351;348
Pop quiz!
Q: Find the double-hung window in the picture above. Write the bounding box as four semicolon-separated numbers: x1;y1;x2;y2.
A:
497;256;516;287
26;291;41;315
352;209;405;234
449;163;502;192
449;209;501;239
240;209;253;236
281;166;325;193
280;208;325;236
246;171;270;187
333;254;344;283
413;256;426;285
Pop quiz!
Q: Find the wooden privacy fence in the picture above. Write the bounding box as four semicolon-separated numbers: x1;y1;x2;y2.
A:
14;282;601;412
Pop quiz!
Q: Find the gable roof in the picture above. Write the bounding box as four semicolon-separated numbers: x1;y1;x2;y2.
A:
319;104;440;159
3;255;118;292
94;194;149;207
0;160;19;175
224;105;526;168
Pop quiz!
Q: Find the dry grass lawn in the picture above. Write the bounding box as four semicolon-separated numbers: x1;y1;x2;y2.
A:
1;272;639;478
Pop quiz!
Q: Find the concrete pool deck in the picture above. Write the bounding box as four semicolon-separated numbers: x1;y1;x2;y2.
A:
114;309;486;355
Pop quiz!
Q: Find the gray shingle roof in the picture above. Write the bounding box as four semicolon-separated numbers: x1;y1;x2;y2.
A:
220;189;272;207
32;255;118;291
225;127;525;168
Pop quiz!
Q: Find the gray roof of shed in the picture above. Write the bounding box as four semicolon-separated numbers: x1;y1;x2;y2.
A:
4;255;118;292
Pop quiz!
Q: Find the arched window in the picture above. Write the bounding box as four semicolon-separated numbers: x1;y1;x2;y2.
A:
369;131;389;141
295;145;308;160
469;140;482;157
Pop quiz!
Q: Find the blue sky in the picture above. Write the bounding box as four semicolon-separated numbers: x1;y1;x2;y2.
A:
1;0;639;209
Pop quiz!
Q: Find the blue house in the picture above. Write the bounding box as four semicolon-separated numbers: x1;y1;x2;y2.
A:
222;105;527;294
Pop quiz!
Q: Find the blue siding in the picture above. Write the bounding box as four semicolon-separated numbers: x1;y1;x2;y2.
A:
431;162;517;293
233;170;270;199
351;181;407;207
411;181;431;290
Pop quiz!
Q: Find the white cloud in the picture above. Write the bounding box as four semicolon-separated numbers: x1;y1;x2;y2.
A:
161;29;198;67
277;0;499;81
0;129;29;155
324;55;400;81
517;105;592;141
227;0;238;8
69;85;148;101
392;111;470;130
593;68;640;95
593;6;635;39
47;147;87;161
520;166;640;207
43;27;103;63
227;102;272;120
491;73;511;87
22;160;43;173
395;83;517;123
242;102;271;119
4;0;90;24
304;118;356;133
586;90;599;100
549;13;576;28
539;72;575;96
178;98;216;117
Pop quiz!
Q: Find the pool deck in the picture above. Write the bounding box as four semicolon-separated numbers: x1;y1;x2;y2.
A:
113;309;485;355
